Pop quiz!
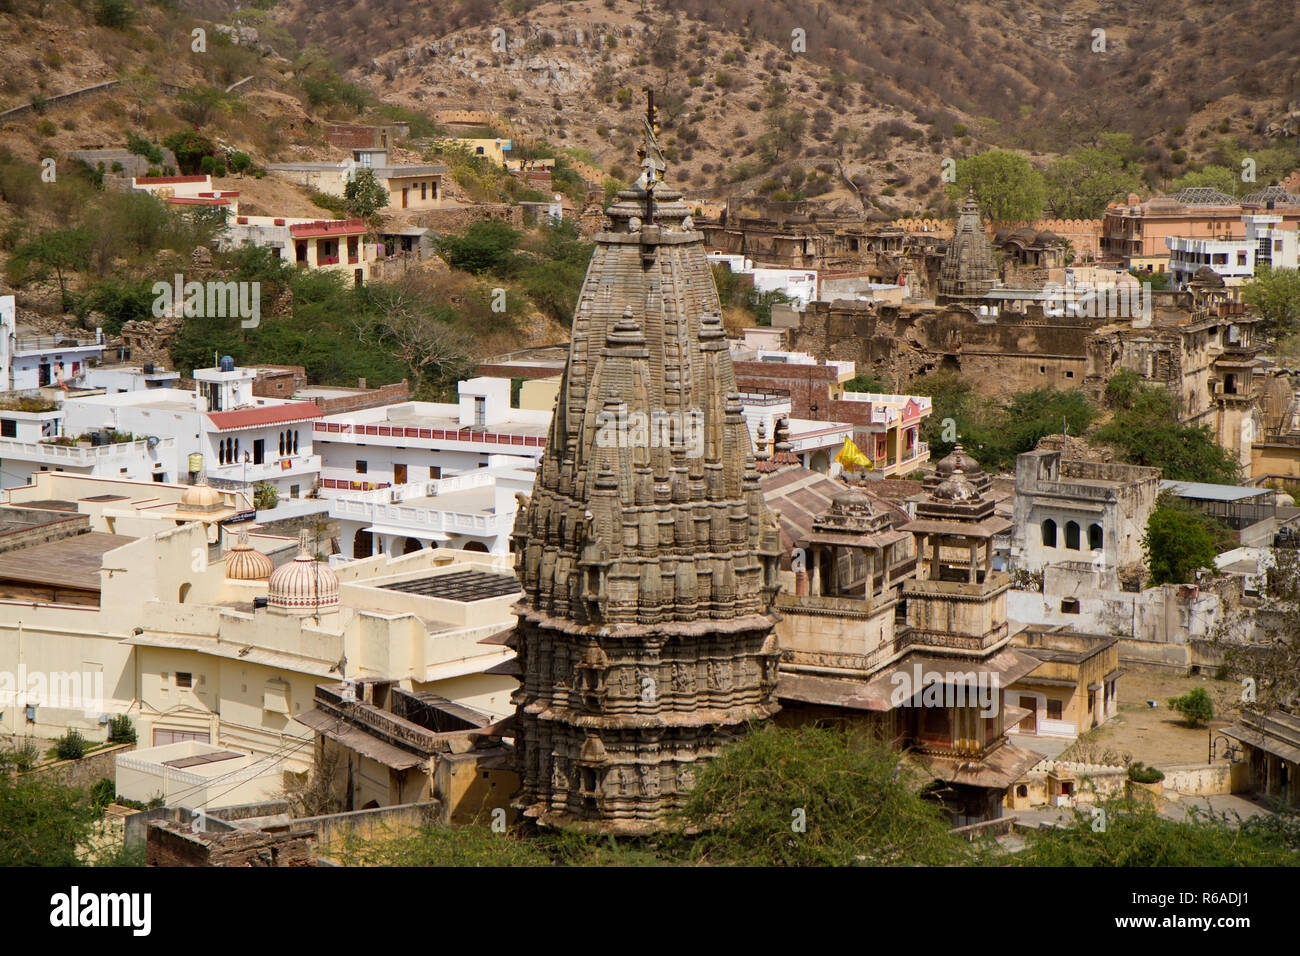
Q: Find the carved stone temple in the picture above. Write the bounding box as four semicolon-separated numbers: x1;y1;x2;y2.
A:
507;105;784;833
936;191;997;303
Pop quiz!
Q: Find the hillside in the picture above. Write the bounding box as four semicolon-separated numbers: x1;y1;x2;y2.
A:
276;0;1300;211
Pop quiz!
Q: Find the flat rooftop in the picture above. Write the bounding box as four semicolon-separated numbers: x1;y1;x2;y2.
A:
0;531;135;591
380;569;521;602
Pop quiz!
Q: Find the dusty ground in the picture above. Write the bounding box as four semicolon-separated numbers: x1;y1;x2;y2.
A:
1058;666;1245;768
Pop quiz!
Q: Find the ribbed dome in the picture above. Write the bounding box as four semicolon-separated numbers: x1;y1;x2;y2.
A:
267;531;338;614
179;478;223;514
225;529;274;580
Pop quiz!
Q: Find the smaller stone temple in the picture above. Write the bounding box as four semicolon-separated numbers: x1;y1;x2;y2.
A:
937;192;997;302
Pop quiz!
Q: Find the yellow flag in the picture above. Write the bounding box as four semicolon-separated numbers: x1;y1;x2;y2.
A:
835;436;873;470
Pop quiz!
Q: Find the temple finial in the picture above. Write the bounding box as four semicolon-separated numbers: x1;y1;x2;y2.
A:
636;87;665;223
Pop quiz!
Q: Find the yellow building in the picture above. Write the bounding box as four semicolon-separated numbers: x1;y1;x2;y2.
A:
1008;626;1120;739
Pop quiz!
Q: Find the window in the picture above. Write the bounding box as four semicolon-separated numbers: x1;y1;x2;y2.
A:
292;430;299;454
1047;699;1063;720
290;484;299;498
1064;520;1081;550
279;431;285;456
0;419;15;438
1061;597;1080;614
1088;523;1103;550
356;460;368;474
420;181;427;201
429;465;441;480
474;396;486;427
253;438;264;465
176;672;193;689
1041;519;1057;548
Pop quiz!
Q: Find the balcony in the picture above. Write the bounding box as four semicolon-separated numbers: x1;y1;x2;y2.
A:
206;454;321;487
0;436;173;465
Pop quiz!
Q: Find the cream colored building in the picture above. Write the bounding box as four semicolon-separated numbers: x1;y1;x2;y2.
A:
0;474;519;782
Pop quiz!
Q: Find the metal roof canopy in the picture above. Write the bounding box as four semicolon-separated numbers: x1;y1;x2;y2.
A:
1160;480;1272;502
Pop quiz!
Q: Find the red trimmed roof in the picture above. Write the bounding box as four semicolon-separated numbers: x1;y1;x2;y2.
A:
166;196;230;206
289;218;367;238
207;403;322;432
136;175;209;185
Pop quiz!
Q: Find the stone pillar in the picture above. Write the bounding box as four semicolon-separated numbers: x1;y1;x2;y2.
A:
968;540;978;584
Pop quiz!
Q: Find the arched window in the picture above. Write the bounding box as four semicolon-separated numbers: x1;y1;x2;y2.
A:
1088;523;1103;551
1041;519;1057;548
1065;521;1081;550
279;431;285;456
293;430;299;454
218;442;225;465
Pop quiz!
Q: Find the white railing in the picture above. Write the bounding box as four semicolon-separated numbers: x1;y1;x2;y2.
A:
330;497;512;536
0;437;173;464
207;454;321;482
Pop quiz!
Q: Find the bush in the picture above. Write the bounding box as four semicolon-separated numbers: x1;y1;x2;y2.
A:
93;0;135;29
1167;687;1215;727
55;729;88;761
0;737;40;772
1127;762;1166;784
107;713;137;745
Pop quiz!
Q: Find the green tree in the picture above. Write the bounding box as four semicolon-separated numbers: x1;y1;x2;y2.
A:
1167;687;1215;727
945;150;1046;221
161;131;216;175
1044;142;1142;219
93;0;135;29
0;771;98;866
343;168;389;219
1013;798;1298;866
1142;502;1221;585
680;725;973;866
440;220;520;275
7;227;93;307
843;372;890;393
1242;266;1300;336
1094;374;1240;483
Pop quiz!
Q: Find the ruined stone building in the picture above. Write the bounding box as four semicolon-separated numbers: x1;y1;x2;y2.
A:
507;120;784;833
699;197;946;295
1011;449;1161;584
788;279;1273;474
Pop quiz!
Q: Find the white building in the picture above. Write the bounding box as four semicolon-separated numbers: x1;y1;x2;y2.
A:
223;216;374;283
1;295;104;390
705;253;819;307
1167;214;1300;288
62;359;322;497
315;378;549;495
83;362;180;393
330;464;535;558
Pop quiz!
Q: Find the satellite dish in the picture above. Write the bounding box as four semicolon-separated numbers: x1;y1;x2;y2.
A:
146;435;160;449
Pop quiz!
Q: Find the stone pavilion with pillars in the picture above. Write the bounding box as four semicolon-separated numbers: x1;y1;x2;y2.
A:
506;102;785;833
775;451;1043;825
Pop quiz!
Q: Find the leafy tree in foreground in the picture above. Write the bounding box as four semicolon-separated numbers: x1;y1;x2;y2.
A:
679;724;974;866
0;771;97;866
1012;799;1297;866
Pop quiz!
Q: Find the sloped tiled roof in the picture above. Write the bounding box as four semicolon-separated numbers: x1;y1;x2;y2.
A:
207;403;321;432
